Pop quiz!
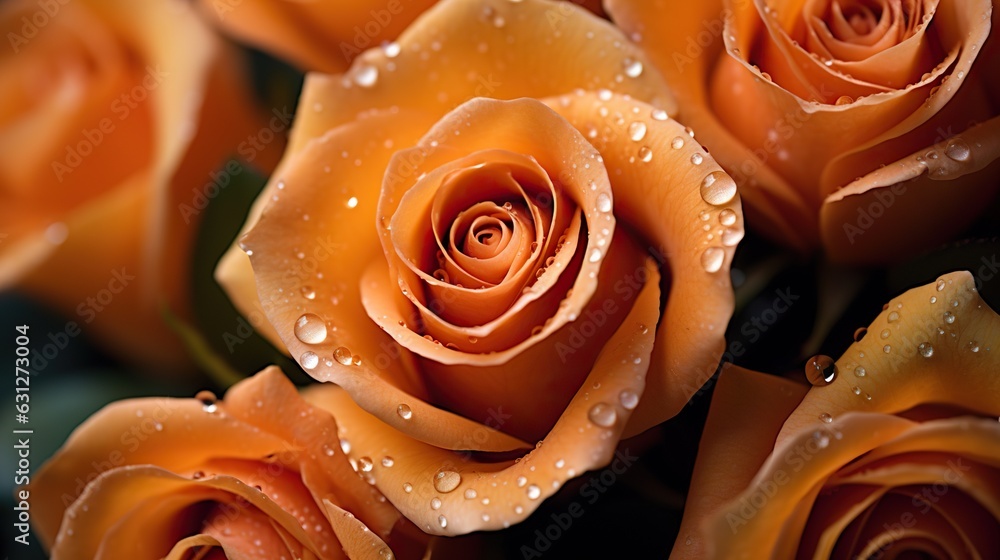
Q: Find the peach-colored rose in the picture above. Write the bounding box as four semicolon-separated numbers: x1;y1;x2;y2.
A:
607;0;1000;264
196;0;607;73
0;0;280;369
674;271;1000;558
30;367;435;559
218;0;744;534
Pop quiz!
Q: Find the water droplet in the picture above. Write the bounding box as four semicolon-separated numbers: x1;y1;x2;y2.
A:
887;311;899;323
700;171;738;205
936;279;946;291
619;389;639;410
430;497;442;510
516;476;527;487
880;328;891;339
883;344;892;353
805;355;837;385
358;457;374;472
691;153;704;165
623;58;643;78
853;327;867;341
403;482;413;493
721;227;744;247
294;313;328;344
468;336;479;344
670;136;685;149
383;42;401;57
718;208;737;226
812;430;830;448
835;95;853;106
588;403;617;427
588;248;603;263
700;247;725;273
379;547;395;560
196;391;217;414
346;196;359;209
819;412;833;423
637;146;653;162
464;488;478;499
382;456;395;467
651;109;668;121
354;65;379;87
526;484;541;500
434;471;462;493
945;140;970;161
918;342;934;357
397;404;413;420
334;346;353;365
596;192;612;213
300;351;319;370
300;286;316;300
628;121;647;141
943;312;955;324
968;341;980;353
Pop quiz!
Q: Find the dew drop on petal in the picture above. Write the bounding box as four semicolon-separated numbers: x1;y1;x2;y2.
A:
438;515;448;529
718;208;737;226
294;313;328;344
936;279;946;291
853;327;867;341
700;247;725;273
918;342;934;357
596;192;612;213
628;121;647;141
819;412;833;423
623;58;644;78
588;403;617;427
805;355;837;386
354;65;379;87
300;351;319;370
334;346;354;365
619;389;639;410
854;366;866;377
651;109;669;121
397;404;413;420
434;470;462;493
943;312;955;324
430;498;442;510
358;457;374;472
382;456;395;467
945;140;971;161
526;484;541;500
700;171;737;205
464;488;478;500
691;153;703;165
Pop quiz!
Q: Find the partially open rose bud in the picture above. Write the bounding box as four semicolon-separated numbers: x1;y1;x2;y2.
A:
219;0;744;535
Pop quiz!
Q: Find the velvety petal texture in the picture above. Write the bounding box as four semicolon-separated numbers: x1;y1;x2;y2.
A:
0;0;280;370
220;0;743;535
607;0;1000;264
29;367;426;559
676;271;1000;558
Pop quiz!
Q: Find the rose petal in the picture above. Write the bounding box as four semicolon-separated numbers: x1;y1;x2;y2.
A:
670;365;809;559
605;0;816;250
239;109;530;453
704;412;917;558
304;258;661;535
323;500;397;560
288;0;674;156
542;91;742;435
821;115;1000;264
777;271;1000;442
196;0;438;73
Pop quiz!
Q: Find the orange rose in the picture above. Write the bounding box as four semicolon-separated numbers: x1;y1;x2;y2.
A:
218;0;743;533
0;0;279;369
30;367;433;559
607;0;1000;264
196;0;606;73
674;271;1000;558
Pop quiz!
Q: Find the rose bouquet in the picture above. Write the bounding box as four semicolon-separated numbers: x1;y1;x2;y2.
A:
2;0;998;558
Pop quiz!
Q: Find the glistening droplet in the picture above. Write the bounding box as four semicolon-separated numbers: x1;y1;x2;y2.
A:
294;313;328;344
805;355;837;386
588;403;617;427
434;471;462;493
700;171;737;205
